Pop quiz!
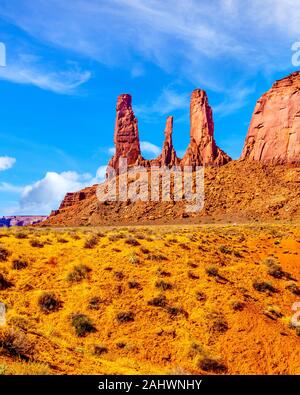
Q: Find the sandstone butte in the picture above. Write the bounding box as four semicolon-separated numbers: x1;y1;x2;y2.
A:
241;71;300;164
44;71;300;226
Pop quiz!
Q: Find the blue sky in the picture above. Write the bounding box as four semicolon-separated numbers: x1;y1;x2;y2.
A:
0;0;299;215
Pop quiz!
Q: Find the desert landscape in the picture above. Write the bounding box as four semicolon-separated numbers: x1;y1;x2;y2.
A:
0;224;299;375
0;71;300;376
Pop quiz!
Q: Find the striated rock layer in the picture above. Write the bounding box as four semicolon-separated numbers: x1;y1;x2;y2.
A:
181;89;231;167
241;71;300;164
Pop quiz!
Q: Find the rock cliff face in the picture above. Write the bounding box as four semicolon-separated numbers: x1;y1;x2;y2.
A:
241;71;300;164
181;89;231;167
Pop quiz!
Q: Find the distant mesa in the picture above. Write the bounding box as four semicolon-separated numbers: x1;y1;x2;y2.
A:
0;216;47;227
241;71;300;164
107;88;231;175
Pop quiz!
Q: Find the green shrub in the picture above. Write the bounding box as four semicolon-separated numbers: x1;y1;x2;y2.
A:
155;280;172;291
67;264;91;282
71;314;96;337
253;280;276;293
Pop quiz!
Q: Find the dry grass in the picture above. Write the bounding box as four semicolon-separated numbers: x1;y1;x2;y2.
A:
0;224;299;375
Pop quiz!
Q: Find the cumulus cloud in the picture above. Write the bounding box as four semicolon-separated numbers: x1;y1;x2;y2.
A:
2;167;107;215
0;156;16;171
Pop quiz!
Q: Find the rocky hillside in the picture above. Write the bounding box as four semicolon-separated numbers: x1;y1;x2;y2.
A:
44;161;300;226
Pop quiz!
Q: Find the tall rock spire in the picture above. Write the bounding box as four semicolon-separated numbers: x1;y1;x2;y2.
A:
154;116;180;166
181;89;231;167
241;71;300;164
108;94;143;173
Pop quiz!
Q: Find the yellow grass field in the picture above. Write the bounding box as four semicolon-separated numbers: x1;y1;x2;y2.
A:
0;224;299;375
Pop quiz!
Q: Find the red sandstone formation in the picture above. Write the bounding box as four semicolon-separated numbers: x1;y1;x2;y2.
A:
181;89;231;167
241;71;300;164
153;116;180;167
108;94;143;173
108;89;231;174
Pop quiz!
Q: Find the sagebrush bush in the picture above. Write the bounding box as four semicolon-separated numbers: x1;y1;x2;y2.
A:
206;266;219;277
0;273;12;290
196;291;207;302
88;296;102;310
253;280;276;293
67;264;91;282
0;329;33;360
0;247;11;262
84;235;99;249
148;295;167;308
12;259;28;270
231;301;245;311
286;282;300;296
116;311;135;323
38;292;62;314
125;237;140;246
71;314;96;337
155;280;172;291
198;356;227;373
94;345;108;355
29;239;44;248
15;232;28;239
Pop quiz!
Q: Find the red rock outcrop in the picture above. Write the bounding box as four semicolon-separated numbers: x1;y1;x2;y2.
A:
181;89;231;167
152;116;180;167
108;89;231;174
108;94;143;173
241;71;300;164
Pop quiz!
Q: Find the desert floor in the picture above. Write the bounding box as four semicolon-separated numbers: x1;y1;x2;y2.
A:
0;224;299;375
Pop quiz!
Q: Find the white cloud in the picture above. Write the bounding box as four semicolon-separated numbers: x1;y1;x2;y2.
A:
1;0;299;90
0;156;16;171
2;166;107;215
0;55;91;94
140;141;160;156
108;147;116;155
